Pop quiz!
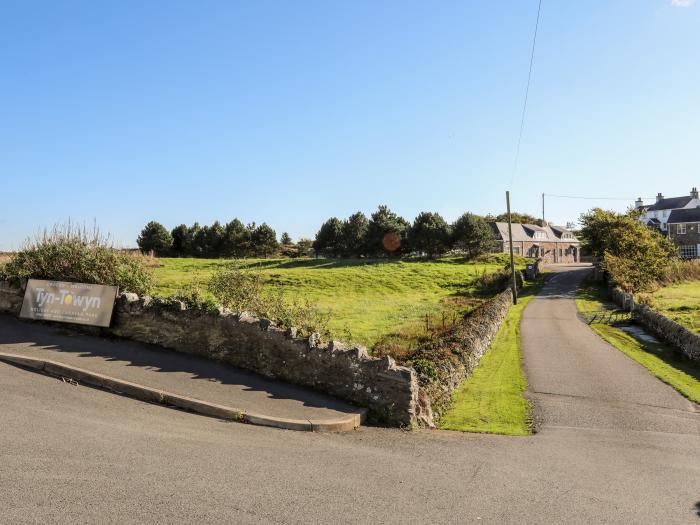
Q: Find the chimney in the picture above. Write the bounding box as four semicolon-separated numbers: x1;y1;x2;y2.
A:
656;192;664;203
635;197;644;209
691;187;699;199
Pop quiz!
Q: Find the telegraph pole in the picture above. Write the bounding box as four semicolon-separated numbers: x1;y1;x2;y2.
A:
542;192;545;225
506;191;518;305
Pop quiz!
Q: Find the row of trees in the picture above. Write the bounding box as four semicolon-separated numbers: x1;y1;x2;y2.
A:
136;206;537;259
312;206;496;258
137;220;309;258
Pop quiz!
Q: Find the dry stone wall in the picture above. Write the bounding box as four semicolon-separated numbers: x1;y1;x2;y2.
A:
612;287;700;363
417;288;514;420
0;278;518;427
0;281;422;427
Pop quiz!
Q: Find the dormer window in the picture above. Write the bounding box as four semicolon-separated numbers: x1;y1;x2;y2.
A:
533;231;547;240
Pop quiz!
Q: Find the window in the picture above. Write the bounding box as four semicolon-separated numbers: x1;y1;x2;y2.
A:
679;245;697;259
677;224;687;235
533;231;547;240
512;247;521;255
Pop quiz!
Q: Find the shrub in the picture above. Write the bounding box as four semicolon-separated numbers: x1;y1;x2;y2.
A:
657;258;700;286
170;280;218;311
2;224;153;295
207;263;330;337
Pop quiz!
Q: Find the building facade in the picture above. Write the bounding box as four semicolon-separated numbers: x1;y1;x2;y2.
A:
667;208;700;259
636;188;700;232
489;222;581;264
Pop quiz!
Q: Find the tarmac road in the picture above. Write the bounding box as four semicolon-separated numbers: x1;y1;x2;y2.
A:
1;265;699;524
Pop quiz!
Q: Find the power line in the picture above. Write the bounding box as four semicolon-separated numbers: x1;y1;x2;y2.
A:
509;0;543;189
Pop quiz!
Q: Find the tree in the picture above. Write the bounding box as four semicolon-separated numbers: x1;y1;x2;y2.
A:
206;221;225;257
251;223;279;257
452;213;496;258
280;232;292;246
222;219;249;257
187;222;202;256
170;224;191;257
579;208;677;295
297;238;313;257
341;212;369;257
485;212;543;226
137;221;173;256
365;205;410;257
579;208;628;258
313;217;344;257
408;212;451;258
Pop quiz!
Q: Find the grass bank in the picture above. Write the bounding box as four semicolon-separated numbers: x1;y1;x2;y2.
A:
438;281;543;436
576;281;700;404
152;255;530;351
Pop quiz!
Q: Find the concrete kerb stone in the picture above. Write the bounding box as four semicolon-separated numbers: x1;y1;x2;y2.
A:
0;352;364;432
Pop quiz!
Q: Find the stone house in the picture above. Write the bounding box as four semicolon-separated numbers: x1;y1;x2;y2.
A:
667;208;700;259
489;222;580;263
635;187;700;233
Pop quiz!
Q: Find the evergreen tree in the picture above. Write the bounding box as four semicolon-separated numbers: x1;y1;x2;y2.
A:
313;218;344;257
222;219;249;257
137;221;173;256
341;212;369;257
451;213;496;258
408;212;452;258
365;205;409;256
251;223;279;257
170;224;191;257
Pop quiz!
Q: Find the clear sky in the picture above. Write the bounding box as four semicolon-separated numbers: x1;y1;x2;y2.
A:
1;1;698;250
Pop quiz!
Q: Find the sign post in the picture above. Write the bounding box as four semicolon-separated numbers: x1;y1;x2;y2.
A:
19;280;118;328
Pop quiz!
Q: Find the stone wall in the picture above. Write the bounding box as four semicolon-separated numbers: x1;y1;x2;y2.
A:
0;278;518;427
0;281;423;427
611;287;700;363
412;288;515;420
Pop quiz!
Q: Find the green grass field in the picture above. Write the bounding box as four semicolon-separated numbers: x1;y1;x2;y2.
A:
438;281;543;436
646;281;700;335
576;281;700;404
152;255;525;350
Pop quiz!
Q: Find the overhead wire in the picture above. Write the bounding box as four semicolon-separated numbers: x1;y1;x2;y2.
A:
508;0;543;189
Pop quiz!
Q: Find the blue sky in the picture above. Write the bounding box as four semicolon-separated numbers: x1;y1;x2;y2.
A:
1;0;698;250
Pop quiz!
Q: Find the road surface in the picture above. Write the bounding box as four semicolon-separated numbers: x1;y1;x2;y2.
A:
1;265;699;523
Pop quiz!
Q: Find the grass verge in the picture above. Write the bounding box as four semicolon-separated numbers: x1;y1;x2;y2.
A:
576;281;700;404
438;281;543;436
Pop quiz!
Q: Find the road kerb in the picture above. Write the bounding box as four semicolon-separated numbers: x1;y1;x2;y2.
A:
0;352;364;432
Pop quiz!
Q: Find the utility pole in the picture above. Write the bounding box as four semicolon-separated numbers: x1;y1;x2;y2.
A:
542;192;545;225
506;191;518;305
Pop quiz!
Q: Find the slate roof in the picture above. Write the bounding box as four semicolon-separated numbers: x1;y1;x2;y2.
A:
646;196;692;211
668;208;700;224
490;223;579;244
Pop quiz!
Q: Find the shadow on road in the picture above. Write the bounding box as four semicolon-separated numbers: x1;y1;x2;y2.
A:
0;315;359;415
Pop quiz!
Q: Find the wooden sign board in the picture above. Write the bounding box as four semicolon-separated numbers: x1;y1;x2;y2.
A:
19;279;118;328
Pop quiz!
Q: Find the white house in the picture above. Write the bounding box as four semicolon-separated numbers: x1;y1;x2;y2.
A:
635;187;700;232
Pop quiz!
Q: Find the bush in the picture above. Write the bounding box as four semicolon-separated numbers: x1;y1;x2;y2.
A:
207;263;330;337
2;224;153;295
657;258;700;286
